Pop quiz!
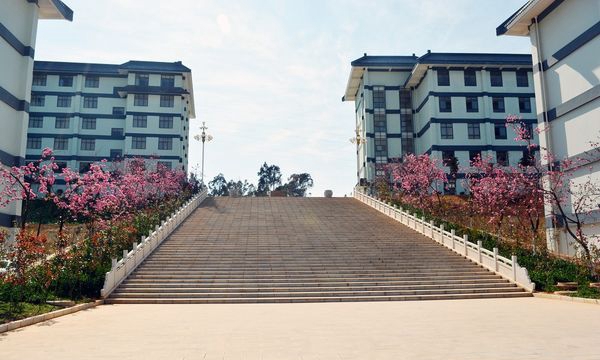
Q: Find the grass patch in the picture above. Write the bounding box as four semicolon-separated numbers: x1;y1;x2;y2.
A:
0;302;59;324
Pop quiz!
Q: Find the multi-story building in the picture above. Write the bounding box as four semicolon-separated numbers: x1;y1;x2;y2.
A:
0;0;72;228
27;60;195;175
343;51;538;193
498;0;600;255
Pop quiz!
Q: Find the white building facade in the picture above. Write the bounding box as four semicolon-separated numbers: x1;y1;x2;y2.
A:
343;52;538;193
498;0;600;255
0;0;72;228
27;60;195;177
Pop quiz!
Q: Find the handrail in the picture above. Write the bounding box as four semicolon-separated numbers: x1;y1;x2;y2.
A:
100;189;209;298
353;188;535;291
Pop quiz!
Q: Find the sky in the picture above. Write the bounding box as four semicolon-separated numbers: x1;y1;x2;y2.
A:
35;0;531;197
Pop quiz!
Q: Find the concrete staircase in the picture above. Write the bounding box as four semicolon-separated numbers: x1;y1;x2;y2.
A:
106;197;531;303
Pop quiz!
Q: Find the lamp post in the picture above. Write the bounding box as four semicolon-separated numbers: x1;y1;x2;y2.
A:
193;121;213;185
350;126;367;185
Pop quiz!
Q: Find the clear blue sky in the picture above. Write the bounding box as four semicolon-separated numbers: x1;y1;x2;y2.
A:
36;0;530;197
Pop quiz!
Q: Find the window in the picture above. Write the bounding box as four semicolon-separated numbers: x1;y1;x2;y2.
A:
516;71;529;87
159;115;174;129
401;114;413;133
437;69;450;86
55;162;67;173
161;74;175;87
519;97;531;113
374;133;387;155
26;137;41;149
110;149;122;160
79;162;91;173
157;161;172;170
442;150;455;166
467;123;480;139
523;123;534;139
133;115;147;128
28;116;43;128
439;96;452;112
160;95;174;107
135;73;149;86
158;137;173;150
132;136;146;149
521;149;535;166
54;137;68;150
494;124;507;139
400;90;411;108
490;70;503;87
85;76;99;88
497;151;509;166
444;179;456;195
113;107;125;115
440;123;453;139
372;87;386;109
83;96;98;108
401;137;414;155
59;75;73;87
81;117;96;130
469;150;481;164
464;70;476;86
80;139;95;151
57;95;71;108
373;112;386;133
55;117;70;129
31;95;45;106
134;94;148;106
111;128;124;137
32;73;46;86
466;97;478;112
492;97;505;113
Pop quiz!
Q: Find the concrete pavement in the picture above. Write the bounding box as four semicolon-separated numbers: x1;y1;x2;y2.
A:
1;297;599;359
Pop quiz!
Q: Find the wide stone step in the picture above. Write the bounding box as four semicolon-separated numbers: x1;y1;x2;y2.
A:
127;272;500;281
137;263;478;269
105;292;532;304
110;286;526;299
115;282;517;293
121;277;509;287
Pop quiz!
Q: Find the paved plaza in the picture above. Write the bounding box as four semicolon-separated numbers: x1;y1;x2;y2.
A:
1;297;599;359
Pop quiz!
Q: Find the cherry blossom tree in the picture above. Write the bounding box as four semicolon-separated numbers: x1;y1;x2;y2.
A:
388;154;447;214
0;148;57;230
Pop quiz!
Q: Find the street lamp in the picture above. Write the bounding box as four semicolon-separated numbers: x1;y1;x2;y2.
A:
350;126;367;185
193;121;213;185
349;126;367;146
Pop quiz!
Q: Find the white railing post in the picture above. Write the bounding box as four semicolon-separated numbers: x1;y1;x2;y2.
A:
440;224;445;244
463;234;468;256
493;247;499;271
451;229;456;250
477;240;482;263
512;255;518;281
429;221;435;239
111;258;117;270
122;249;128;259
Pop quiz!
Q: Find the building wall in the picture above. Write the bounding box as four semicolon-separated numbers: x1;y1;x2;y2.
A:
351;60;538;193
0;2;41;227
413;67;537;192
27;63;193;178
526;0;600;255
355;69;412;180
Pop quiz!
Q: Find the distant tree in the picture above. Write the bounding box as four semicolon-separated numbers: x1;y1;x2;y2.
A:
227;179;253;197
246;184;256;197
208;173;229;196
256;163;282;196
283;173;314;197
